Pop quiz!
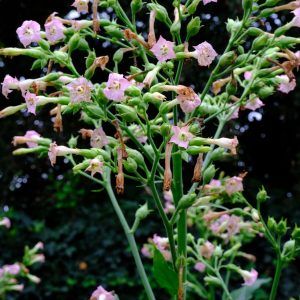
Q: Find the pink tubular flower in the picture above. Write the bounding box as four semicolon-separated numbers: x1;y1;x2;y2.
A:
103;73;131;102
48;143;79;166
192;41;218;67
239;269;258;286
207;136;239;155
277;75;297;94
12;130;41;148
66;77;93;104
2;75;19;99
151;36;176;62
24;92;38;115
244;71;252;80
245;97;264;111
90;128;109;149
85;159;104;177
3;263;21;275
72;0;89;14
45;19;65;43
203;0;218;5
170;126;194;149
200;241;215;259
225;176;243;195
90;285;115;300
194;262;206;273
16;20;41;47
0;217;11;229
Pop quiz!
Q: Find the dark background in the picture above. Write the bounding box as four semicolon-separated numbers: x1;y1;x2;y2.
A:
0;0;300;299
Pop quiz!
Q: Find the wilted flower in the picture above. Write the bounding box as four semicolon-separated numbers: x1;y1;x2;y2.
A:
67;77;93;104
200;241;215;259
90;285;115;300
48;143;79;166
170;125;194;149
90;128;109;148
103;73;131;102
24;92;38;115
151;36;176;62
45;19;65;43
245;97;264;111
192;41;218;67
2;75;19;99
239;268;258;286
85;158;104;177
16;20;41;47
0;217;11;229
72;0;89;14
225;176;243;195
277;75;296;94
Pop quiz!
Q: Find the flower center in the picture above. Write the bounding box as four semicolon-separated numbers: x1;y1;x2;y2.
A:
179;132;188;141
76;85;84;94
25;28;33;36
111;81;121;90
160;44;169;56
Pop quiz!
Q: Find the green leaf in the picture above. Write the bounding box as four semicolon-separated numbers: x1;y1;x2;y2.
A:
231;278;271;300
153;248;178;296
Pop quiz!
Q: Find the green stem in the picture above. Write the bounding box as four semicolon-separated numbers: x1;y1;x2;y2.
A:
269;253;283;300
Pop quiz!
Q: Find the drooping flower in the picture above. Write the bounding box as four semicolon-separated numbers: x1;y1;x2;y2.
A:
72;0;89;14
48;143;79;166
239;269;258;286
12;130;41;148
200;241;215;259
0;217;11;228
103;73;131;102
194;262;206;273
277;75;296;94
24;92;38;115
45;19;65;43
192;41;218;67
85;158;104;177
225;176;243;195
203;0;218;5
1;75;19;99
151;36;176;62
170;126;194;149
244;71;252;80
245;97;264;111
16;20;41;47
176;86;202;113
66;77;93;104
90;128;109;149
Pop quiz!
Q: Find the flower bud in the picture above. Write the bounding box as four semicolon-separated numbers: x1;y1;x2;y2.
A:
53;51;68;63
38;39;50;51
224;243;241;258
276;219;288;236
219;51;236;68
124;157;138;173
292;226;300;241
275;37;300;48
251;209;260;222
159;99;178;114
187;146;211;155
68;135;78;148
113;49;124;64
125;86;142;97
267;217;277;232
116;104;139;122
126;148;144;165
68;33;81;53
257;85;274;99
160;123;171;136
210;147;226;161
256;187;269;203
12;146;48;156
187;17;201;38
259;8;274;18
189;137;206;146
147;3;171;25
72;160;90;172
248;27;264;37
187;0;201;15
252;34;269;50
135;202;151;220
214;245;223;257
83;104;105;120
226;19;243;34
274;24;290;38
263;0;281;6
104;25;124;39
204;276;222;286
177;193;197;210
203;164;216;184
170;21;181;35
131;0;143;15
242;0;253;12
283;240;295;255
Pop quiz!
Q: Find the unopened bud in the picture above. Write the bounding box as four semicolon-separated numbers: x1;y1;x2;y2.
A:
210;147;226;161
204;276;222;286
38;39;50;51
68;33;81;53
283;240;295;254
257;85;274;99
187;146;211;155
277;219;288;236
105;25;124;39
224;243;241;258
256;187;269;203
123;157;138;173
187;0;201;15
126;148;144;165
259;8;274;18
125;86;142;97
177;193;197;210
116;104;138;122
147;3;171;25
248;27;265;37
131;0;143;15
135;203;151;220
267;217;277;232
242;0;253;12
251;209;260;222
187;17;201;38
203;164;216;184
113;49;124;64
68;135;78;148
53;51;68;63
252;34;269;50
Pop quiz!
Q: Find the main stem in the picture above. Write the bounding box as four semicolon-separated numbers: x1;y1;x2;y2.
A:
269;253;283;300
105;180;156;300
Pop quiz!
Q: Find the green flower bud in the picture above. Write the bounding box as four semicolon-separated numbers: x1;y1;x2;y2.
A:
283;240;295;255
242;0;253;12
187;146;211;155
210;147;226;161
219;51;236;68
256;187;269;203
135;202;151;221
68;135;79;148
189;137;206;146
204;276;222;287
203;164;216;184
224;243;241;258
263;0;281;6
31;58;48;70
214;245;223;257
12;146;48;156
189;123;201;135
248;27;265;37
43;72;61;82
257;85;274;99
143;144;155;158
267;217;277;232
251;209;260;222
275;37;300;48
277;219;288;236
83;104;105;120
292;225;300;241
130;66;145;82
187;0;201;15
104;25;124;39
131;0;143;15
197;103;219;115
170;21;181;35
68;33;81;53
38;39;50;51
226;80;237;96
174;44;185;53
113;49;124;64
252;34;269;50
226;19;243;34
159;99;178;114
124;157;138;173
125;86;142;97
126;148;144;165
86;51;96;68
53;51;68;63
147;3;171;25
259;8;274;18
160;123;171;136
72;160;90;173
177;193;197;210
187;17;201;39
238;45;245;54
77;38;89;52
116;104;139;122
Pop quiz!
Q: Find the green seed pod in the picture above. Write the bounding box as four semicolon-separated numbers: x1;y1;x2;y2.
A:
116;104;138;122
38;39;50;51
131;0;143;15
203;164;216;184
135;203;151;220
187;146;211;155
68;33;81;53
219;51;236;68
113;49;124;64
104;25;124;39
177;193;197;210
248;27;264;37
126;148;145;165
252;34;269;51
259;8;274;18
187;0;201;15
123;157;138;173
187;17;201;38
160;123;171;136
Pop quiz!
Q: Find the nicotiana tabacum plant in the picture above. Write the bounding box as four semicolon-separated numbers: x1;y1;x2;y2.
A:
1;0;300;299
0;217;45;298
